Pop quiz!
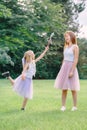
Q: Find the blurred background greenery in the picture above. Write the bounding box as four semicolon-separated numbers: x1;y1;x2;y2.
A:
0;0;87;79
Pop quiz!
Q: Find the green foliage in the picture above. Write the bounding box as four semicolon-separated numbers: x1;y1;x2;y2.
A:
74;1;85;13
0;4;11;18
0;47;14;66
78;38;87;79
0;0;86;79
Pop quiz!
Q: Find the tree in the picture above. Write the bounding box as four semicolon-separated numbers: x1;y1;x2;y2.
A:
78;38;87;79
0;0;86;79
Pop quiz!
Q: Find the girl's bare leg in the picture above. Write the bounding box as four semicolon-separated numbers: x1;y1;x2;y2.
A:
62;90;68;107
71;90;77;107
8;76;15;85
21;98;28;109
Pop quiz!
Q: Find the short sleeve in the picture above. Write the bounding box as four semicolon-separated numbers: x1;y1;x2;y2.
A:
22;57;26;68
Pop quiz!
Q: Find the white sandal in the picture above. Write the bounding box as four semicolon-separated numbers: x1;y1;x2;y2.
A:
60;106;66;111
71;106;77;111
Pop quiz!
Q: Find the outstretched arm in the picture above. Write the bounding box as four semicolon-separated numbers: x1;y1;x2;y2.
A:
35;46;49;63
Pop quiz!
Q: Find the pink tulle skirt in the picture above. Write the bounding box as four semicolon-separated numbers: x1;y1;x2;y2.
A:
13;75;33;99
54;61;80;91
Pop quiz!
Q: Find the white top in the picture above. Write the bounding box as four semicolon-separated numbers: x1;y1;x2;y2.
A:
63;45;76;62
22;58;36;79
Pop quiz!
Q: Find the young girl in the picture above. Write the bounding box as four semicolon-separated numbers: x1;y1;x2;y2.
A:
2;46;49;110
54;31;80;111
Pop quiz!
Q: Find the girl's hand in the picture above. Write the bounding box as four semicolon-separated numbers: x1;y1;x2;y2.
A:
47;39;52;46
45;46;49;51
21;73;25;80
69;72;73;78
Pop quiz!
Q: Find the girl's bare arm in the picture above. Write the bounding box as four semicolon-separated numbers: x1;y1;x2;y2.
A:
69;45;79;78
71;45;79;72
21;63;29;80
35;46;49;63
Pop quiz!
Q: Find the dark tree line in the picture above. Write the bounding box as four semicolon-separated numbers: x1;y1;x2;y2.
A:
0;0;86;79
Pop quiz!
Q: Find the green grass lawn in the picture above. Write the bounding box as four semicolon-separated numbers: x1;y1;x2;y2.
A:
0;79;87;130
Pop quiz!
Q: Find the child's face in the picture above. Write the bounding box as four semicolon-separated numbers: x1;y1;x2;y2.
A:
64;33;71;43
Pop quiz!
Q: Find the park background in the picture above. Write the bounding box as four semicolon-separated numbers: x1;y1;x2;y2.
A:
0;0;87;79
0;0;87;130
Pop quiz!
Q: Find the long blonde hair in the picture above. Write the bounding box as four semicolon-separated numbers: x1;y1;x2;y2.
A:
64;31;77;47
24;50;35;63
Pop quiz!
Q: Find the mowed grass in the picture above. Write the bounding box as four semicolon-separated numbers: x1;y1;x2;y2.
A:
0;79;87;130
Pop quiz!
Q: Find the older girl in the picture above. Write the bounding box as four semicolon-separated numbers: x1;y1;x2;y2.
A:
54;31;80;111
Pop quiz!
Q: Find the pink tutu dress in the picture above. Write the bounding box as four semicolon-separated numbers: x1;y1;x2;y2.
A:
54;45;80;91
13;60;36;99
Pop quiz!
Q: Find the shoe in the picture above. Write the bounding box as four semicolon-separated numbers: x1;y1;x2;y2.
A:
2;71;10;78
60;106;66;111
21;108;25;111
71;106;77;111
